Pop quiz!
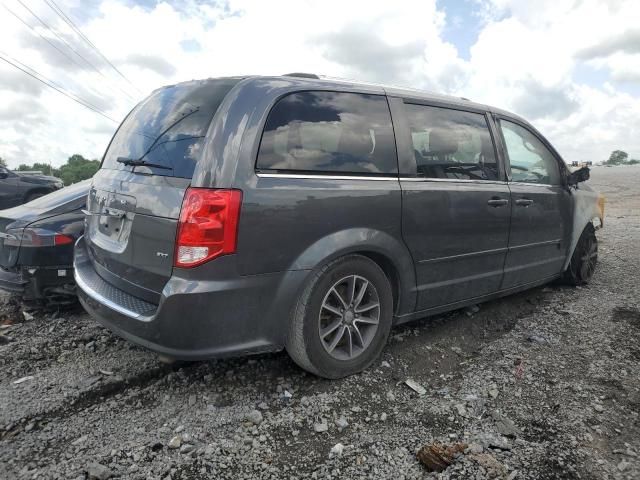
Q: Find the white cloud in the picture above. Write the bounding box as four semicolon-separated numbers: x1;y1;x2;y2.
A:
0;0;639;168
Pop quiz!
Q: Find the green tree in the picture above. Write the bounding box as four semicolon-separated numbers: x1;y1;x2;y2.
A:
56;154;99;185
605;150;629;165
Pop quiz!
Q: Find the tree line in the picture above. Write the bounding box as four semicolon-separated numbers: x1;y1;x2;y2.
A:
603;150;639;166
0;154;100;185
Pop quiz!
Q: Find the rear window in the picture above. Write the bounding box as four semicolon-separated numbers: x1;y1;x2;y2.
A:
256;91;397;175
102;78;240;179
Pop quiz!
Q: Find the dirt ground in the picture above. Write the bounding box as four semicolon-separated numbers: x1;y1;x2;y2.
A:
0;165;638;480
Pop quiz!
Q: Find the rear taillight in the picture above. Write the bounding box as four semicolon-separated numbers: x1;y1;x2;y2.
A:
4;228;74;247
174;188;242;268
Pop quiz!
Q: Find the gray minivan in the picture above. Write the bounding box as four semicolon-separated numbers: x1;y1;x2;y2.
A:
74;74;604;378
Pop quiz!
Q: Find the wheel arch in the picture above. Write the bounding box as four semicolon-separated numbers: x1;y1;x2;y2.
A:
563;189;604;271
288;228;416;316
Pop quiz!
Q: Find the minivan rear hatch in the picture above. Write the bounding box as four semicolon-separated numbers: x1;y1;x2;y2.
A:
85;78;240;302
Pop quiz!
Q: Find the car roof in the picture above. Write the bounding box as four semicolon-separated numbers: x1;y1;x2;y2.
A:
241;74;527;122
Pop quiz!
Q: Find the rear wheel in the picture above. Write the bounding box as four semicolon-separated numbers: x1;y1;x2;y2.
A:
286;255;393;379
563;224;598;285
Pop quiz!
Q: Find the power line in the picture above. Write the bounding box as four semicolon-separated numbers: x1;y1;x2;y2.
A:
2;3;89;73
42;0;143;95
0;52;118;123
13;0;138;102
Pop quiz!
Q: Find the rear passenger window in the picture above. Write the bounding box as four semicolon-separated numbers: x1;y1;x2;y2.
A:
257;91;397;175
404;104;499;181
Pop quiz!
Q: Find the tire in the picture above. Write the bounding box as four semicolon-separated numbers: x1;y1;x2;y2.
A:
286;255;393;379
563;224;598;286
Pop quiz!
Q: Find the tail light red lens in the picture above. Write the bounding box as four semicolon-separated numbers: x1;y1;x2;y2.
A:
4;228;74;247
54;234;74;245
174;188;242;268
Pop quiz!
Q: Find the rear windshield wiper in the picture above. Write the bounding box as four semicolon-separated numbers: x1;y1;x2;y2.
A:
116;157;171;170
115;107;201;173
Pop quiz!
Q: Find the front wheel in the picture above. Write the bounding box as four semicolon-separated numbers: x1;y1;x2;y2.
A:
286;255;393;379
563;224;598;285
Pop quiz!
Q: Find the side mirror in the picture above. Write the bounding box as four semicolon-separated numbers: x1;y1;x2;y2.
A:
0;172;8;179
567;166;590;186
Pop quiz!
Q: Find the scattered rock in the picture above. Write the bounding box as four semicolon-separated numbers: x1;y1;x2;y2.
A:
180;444;196;454
593;404;604;413
381;360;391;368
86;462;112;480
527;334;548;344
417;442;467;472
13;375;34;385
454;403;467;417
313;420;328;433
467;443;484;454
245;409;263;426
380;412;388;422
334;416;349;430
469;453;507;478
386;391;396;402
22;311;34;322
329;443;345;458
168;435;182;449
492;411;520;438
72;435;88;446
404;379;426;395
451;346;464;357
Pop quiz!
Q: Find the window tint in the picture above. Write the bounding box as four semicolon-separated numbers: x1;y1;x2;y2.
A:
499;120;561;185
102;78;240;179
257;91;397;175
405;104;499;180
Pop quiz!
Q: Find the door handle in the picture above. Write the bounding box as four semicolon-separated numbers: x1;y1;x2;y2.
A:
487;198;509;207
515;198;534;207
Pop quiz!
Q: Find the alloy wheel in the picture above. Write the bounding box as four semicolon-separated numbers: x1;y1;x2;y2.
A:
318;274;380;361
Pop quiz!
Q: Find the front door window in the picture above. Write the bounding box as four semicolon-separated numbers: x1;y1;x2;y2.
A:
499;120;561;185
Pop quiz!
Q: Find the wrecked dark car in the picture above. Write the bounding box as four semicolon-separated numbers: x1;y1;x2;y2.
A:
75;75;605;379
0;166;64;208
0;180;89;306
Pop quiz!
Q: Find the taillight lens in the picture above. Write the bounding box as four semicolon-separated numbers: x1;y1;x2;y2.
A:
174;188;242;268
4;228;74;247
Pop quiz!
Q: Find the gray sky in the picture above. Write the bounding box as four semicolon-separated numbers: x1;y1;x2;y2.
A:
1;0;639;167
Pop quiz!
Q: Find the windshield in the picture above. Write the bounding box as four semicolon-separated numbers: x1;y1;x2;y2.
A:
102;78;241;179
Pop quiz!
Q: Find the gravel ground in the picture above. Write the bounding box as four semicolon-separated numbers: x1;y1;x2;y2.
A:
0;166;638;480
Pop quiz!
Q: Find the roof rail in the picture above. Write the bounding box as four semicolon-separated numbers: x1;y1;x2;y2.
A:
283;72;320;79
